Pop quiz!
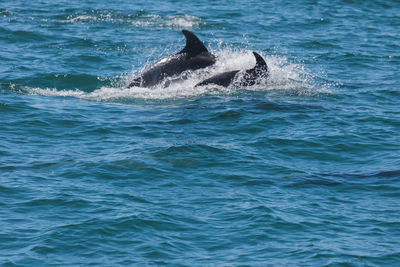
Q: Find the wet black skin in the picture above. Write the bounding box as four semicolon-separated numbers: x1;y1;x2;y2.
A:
129;30;216;88
195;52;269;87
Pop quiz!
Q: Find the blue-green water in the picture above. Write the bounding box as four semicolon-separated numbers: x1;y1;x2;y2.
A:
1;0;400;265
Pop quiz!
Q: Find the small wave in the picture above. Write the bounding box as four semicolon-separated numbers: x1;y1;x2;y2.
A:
24;87;86;98
66;15;95;24
62;10;204;29
165;15;204;29
20;48;331;102
62;10;126;24
131;14;204;29
0;9;13;17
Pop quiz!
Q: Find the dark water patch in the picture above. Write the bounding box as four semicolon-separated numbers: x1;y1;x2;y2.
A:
0;148;12;157
23;161;61;170
254;100;327;113
0;101;25;113
317;168;400;181
282;168;400;191
97;158;153;173
335;52;383;68
15;118;52;129
375;88;400;99
0;27;52;43
285;178;343;188
47;214;195;244
83;126;119;135
335;81;363;90
354;114;400;129
77;160;168;181
19;197;92;210
297;39;342;50
149;143;238;170
49;117;89;130
73;54;106;64
107;193;152;204
165;118;195;125
241;179;276;187
211;109;243;121
7;74;106;91
374;169;400;179
58;37;98;50
152;143;229;158
0;185;27;196
221;174;275;186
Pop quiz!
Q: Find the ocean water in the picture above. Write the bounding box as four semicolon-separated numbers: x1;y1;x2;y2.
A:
1;0;400;265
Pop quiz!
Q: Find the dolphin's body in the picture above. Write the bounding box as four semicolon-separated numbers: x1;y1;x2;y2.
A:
129;30;215;88
195;52;269;87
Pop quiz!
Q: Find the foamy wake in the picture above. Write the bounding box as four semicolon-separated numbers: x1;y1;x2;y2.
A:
24;49;331;102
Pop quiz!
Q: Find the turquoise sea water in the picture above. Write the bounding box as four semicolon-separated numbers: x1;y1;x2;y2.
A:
1;0;400;265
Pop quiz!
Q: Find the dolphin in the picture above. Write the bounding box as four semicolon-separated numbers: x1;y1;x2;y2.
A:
195;52;269;87
129;30;216;88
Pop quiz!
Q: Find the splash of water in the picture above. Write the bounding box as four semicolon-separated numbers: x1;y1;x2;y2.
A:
21;47;330;102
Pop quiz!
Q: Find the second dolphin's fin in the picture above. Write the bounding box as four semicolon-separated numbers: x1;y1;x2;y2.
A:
252;52;268;72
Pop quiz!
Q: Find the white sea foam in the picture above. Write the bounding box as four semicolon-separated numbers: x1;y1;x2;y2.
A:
23;48;330;102
165;15;203;29
65;11;204;29
130;14;204;29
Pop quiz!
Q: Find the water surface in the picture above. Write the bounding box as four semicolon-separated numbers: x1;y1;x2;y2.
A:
1;0;400;266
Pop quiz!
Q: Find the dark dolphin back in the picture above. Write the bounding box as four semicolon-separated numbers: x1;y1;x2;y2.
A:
129;30;215;88
195;52;269;88
240;52;269;86
195;70;239;87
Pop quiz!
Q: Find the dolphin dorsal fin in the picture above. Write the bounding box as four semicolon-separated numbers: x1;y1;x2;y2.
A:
252;52;268;71
179;30;209;56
